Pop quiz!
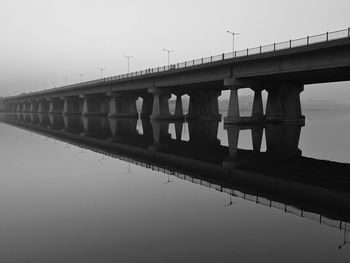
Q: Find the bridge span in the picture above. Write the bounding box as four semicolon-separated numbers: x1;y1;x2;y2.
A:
3;28;350;124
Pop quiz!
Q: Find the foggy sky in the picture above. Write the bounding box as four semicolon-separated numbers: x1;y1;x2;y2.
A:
1;0;350;102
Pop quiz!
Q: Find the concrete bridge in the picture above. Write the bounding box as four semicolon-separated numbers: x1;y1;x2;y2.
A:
3;114;350;233
3;28;350;124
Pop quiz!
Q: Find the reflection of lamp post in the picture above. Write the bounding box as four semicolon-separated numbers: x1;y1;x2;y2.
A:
97;67;106;78
123;55;133;73
226;30;240;54
163;49;174;66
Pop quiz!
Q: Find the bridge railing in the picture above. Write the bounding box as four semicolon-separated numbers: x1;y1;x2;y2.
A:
10;28;350;98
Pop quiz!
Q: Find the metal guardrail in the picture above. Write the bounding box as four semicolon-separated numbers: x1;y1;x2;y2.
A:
11;28;350;98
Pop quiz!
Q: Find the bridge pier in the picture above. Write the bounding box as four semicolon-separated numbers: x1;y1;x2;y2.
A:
224;82;266;124
186;90;221;120
81;95;108;117
38;100;50;113
48;98;64;115
63;97;82;115
140;93;154;119
108;94;138;118
265;83;305;124
149;88;171;120
29;101;39;113
16;102;22;113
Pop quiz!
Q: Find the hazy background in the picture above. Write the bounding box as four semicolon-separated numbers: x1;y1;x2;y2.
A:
0;0;350;102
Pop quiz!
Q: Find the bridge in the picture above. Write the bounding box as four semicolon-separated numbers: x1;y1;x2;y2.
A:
2;28;350;124
2;113;350;234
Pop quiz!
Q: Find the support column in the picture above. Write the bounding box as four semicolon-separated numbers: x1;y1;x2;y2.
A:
81;95;108;117
173;93;185;120
265;82;304;124
108;94;138;118
149;88;172;120
224;87;240;123
48;98;64;115
63;97;82;115
140;94;154;119
187;90;221;120
38;100;49;113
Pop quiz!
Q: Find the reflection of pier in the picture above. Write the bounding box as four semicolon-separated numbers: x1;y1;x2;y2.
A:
3;113;350;234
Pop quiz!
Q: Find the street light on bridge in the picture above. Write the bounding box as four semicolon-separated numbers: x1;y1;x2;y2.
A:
97;67;106;79
77;73;84;82
163;49;174;67
226;31;240;54
123;55;133;73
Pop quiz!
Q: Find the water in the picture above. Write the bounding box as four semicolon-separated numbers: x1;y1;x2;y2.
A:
0;110;349;263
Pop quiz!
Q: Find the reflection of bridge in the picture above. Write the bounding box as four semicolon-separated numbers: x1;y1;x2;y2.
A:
3;28;350;125
3;113;350;234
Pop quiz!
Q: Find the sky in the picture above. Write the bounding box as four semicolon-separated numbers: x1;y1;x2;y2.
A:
0;0;350;102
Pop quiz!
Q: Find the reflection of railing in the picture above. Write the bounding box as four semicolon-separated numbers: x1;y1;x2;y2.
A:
13;28;350;98
174;173;350;233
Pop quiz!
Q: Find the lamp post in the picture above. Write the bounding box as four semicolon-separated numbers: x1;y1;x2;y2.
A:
78;73;84;82
123;55;133;73
64;77;69;85
226;31;240;54
163;49;174;67
97;67;106;78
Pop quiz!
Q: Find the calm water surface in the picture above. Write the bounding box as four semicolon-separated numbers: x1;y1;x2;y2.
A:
0;110;349;263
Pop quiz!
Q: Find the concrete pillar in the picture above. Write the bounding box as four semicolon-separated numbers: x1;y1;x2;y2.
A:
63;97;82;115
108;94;138;118
140;94;154;119
149;88;172;120
224;88;240;123
81;95;108;117
29;101;39;113
174;94;185;119
16;102;22;113
187;90;221;120
265;83;304;124
251;88;264;118
48;98;64;115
